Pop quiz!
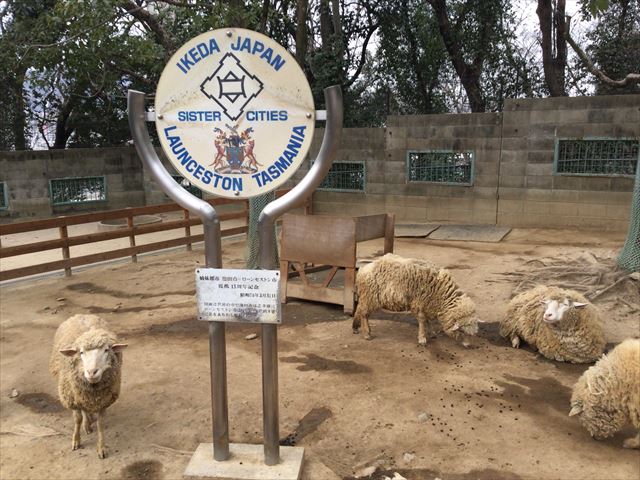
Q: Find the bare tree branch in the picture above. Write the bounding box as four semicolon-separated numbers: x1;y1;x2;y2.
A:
343;22;378;89
106;61;155;86
150;0;198;7
119;0;174;56
566;20;640;88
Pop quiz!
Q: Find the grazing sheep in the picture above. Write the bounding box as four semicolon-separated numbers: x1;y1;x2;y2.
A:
500;285;605;363
569;338;640;448
49;314;127;458
353;253;480;346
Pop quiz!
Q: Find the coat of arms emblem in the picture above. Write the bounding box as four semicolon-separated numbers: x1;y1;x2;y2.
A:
210;124;262;174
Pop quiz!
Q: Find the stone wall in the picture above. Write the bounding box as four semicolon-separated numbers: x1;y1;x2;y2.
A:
1;94;638;230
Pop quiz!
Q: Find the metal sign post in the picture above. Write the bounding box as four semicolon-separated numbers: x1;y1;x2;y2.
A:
257;85;343;466
128;27;342;480
128;90;230;461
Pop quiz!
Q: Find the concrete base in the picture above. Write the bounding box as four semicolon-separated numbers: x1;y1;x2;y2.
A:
184;443;304;480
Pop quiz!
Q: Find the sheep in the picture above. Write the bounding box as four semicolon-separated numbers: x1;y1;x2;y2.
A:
569;338;640;448
352;253;480;346
49;314;127;458
499;285;605;363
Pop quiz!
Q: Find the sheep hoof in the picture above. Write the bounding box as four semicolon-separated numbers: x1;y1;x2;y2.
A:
83;424;92;434
623;436;640;449
511;336;520;349
72;440;80;451
352;328;359;334
418;337;427;346
97;447;107;459
364;333;373;341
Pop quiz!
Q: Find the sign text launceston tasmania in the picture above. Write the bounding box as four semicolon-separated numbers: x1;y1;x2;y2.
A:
155;28;315;199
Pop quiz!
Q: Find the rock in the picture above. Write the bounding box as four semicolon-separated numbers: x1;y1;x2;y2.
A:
9;389;19;398
245;333;258;340
402;452;415;464
56;297;65;302
43;306;50;311
418;412;430;422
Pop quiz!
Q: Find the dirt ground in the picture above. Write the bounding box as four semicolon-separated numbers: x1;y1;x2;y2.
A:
1;228;639;480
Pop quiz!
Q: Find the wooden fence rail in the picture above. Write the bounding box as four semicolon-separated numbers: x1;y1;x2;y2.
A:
0;190;305;282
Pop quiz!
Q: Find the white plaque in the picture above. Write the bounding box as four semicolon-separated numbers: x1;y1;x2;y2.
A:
155;28;315;199
195;268;281;324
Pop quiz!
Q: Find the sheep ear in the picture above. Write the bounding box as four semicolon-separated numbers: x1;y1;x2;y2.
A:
572;302;588;308
111;343;128;352
540;299;551;305
451;323;460;331
476;318;486;323
59;348;78;357
569;404;582;416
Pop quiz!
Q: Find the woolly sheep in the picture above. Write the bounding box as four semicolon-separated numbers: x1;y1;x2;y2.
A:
499;285;605;363
569;338;640;448
353;253;480;346
49;314;127;458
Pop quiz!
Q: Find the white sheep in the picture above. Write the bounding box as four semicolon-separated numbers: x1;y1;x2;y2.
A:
569;338;640;448
499;285;605;363
49;314;127;458
353;253;480;346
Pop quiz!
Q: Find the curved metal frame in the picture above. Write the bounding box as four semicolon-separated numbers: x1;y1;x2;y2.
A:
128;90;229;461
127;84;343;467
258;85;343;464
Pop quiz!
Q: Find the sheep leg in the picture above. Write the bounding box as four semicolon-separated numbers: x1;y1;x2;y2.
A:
82;410;94;434
623;432;640;449
511;335;520;349
72;409;82;450
352;312;361;334
417;313;428;346
353;304;373;340
96;409;107;459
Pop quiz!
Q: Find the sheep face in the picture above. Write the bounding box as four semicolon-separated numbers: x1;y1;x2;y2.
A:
60;331;127;384
569;379;627;440
446;315;480;347
541;298;587;323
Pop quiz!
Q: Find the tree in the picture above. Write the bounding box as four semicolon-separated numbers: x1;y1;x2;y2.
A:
536;0;568;96
571;0;640;94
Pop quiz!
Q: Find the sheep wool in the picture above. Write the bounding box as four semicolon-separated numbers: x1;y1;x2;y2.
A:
500;285;605;363
570;338;640;449
50;314;125;458
353;253;479;345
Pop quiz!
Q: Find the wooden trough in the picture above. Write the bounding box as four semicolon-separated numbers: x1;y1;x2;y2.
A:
279;213;395;314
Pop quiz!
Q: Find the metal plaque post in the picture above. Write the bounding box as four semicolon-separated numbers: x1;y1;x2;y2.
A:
257;85;343;465
128;90;230;461
127;84;342;477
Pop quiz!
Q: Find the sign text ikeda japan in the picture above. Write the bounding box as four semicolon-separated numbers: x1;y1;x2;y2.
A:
155;29;315;199
196;268;281;324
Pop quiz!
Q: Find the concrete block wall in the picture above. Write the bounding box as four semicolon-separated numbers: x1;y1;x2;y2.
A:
1;95;638;231
498;96;639;230
385;113;501;224
0;147;145;220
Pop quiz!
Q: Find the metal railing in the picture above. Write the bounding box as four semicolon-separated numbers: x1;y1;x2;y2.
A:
407;150;474;185
554;138;639;176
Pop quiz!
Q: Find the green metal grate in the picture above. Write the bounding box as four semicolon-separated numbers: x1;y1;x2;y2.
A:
555;139;639;176
319;162;365;191
172;175;203;198
49;176;107;206
0;182;8;209
408;150;474;185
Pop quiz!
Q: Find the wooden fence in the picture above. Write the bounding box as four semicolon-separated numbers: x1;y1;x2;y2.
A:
0;190;305;282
